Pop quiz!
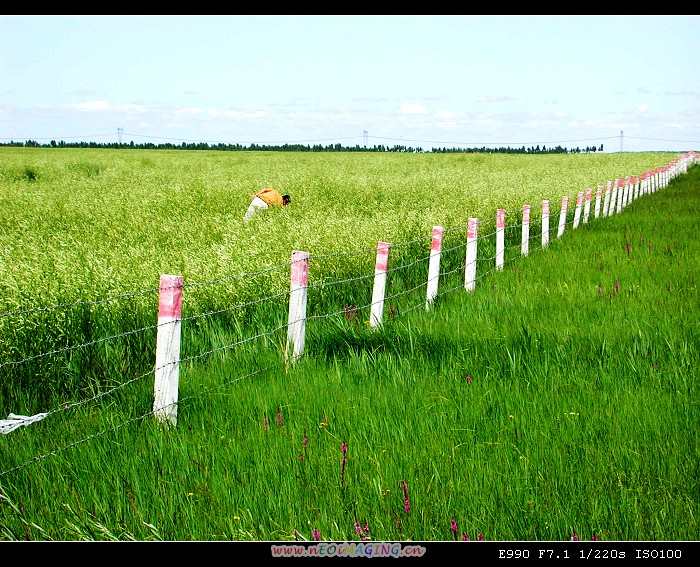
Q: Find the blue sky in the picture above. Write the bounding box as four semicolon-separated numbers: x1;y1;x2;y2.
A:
1;15;698;152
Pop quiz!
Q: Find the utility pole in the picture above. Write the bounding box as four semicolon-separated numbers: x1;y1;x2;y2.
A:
620;130;623;153
118;128;123;144
364;130;368;148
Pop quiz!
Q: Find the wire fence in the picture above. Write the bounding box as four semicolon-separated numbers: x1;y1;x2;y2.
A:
0;152;696;479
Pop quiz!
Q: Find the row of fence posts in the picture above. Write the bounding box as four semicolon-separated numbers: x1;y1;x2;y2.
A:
152;159;689;426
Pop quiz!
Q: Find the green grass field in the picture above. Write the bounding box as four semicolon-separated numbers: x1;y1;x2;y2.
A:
0;149;697;541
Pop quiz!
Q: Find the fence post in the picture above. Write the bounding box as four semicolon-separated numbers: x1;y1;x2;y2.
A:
603;180;612;217
541;200;550;248
583;188;592;224
153;274;183;428
286;250;309;365
521;205;530;256
557;196;568;238
426;226;443;310
496;209;505;270
465;218;478;291
573;191;584;229
616;178;624;214
594;185;602;219
370;241;390;328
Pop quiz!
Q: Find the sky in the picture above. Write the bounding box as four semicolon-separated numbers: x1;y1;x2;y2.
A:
1;15;699;153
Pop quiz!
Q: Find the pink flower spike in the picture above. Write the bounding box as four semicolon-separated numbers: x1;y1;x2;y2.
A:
466;374;473;384
263;415;269;431
313;528;320;541
592;532;599;541
303;436;308;449
462;534;470;541
277;408;283;426
571;531;579;541
477;533;484;541
342;440;347;454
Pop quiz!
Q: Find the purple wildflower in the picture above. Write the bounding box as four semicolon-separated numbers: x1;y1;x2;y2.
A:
571;531;579;541
277;407;282;426
401;481;411;514
466;374;473;384
614;280;620;295
263;414;268;431
477;533;484;541
591;532;599;541
313;528;320;541
303;436;308;449
462;534;470;541
450;517;458;540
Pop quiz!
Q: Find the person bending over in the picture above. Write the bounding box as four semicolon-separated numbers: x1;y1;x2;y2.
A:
244;188;291;222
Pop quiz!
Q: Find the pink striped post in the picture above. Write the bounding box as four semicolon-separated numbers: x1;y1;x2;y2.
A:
557;195;568;238
615;177;624;214
286;250;309;364
573;191;584;229
642;171;649;196
496;209;506;270
541;200;550;248
425;226;444;310
603;180;613;217
521;204;530;256
634;175;640;200
594;185;603;219
465;218;478;291
583;188;593;224
623;176;632;208
370;241;390;328
153;274;183;427
608;179;618;216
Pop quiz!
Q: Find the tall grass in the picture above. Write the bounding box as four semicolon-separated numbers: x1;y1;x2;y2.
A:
0;148;678;405
0;155;696;541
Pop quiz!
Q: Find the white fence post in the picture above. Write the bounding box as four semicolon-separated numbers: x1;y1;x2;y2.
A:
370;241;390;328
465;218;478;291
642;171;649;196
616;177;624;214
286;250;309;365
608;179;617;216
594;185;602;219
603;180;612;217
583;188;592;224
426;226;443;310
521;205;530;257
557;196;568;238
496;209;505;270
541;200;550;248
153;274;183;427
573;191;584;229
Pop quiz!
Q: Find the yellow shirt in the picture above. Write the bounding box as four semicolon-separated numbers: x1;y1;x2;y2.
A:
254;188;284;207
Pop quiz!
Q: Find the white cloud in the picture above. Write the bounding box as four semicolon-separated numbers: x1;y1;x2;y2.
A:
398;103;427;115
71;100;110;111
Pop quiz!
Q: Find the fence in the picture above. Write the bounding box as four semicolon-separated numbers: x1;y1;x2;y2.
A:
0;151;696;475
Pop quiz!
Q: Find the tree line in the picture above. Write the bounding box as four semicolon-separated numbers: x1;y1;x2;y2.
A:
0;139;604;154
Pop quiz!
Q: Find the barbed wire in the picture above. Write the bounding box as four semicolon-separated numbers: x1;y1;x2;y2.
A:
0;159;690;479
